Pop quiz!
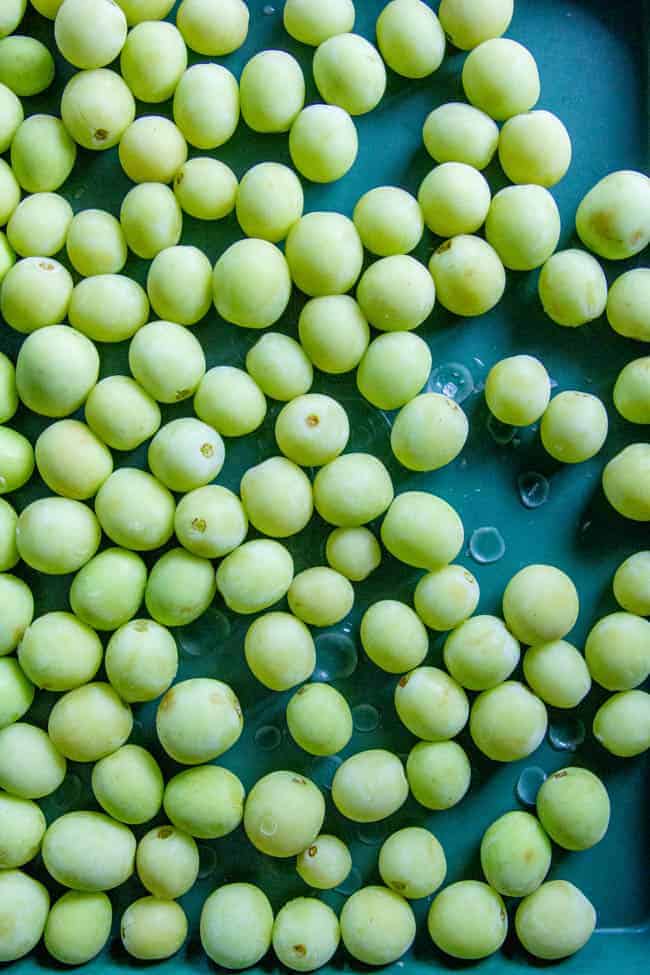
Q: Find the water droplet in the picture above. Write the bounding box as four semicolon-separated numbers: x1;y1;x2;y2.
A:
336;866;362;896
518;471;550;509
469;527;505;564
352;704;380;733
198;845;217;879
549;376;559;389
516;767;547;807
314;632;358;680
177;608;230;657
255;725;282;751
53;773;82;811
357;821;389;846
263;3;275;12
487;414;517;445
548;716;585;752
429;363;474;404
309;755;342;790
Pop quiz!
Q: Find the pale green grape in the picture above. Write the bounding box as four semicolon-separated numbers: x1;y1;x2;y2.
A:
332;749;408;822
486;184;561;270
146;548;216;626
353;186;423;256
70;548;146;631
541;391;608;463
45;892;112;965
16;324;98;415
11;115;76;191
0;35;54;96
296;834;351;890
121;897;187;961
85;376;161;451
593;690;650;757
69;273;149;342
470;681;547;762
313;33;386;115
95;468;175;551
391;393;468;471
407;740;471;810
288;567;353;626
17;498;101;574
357;332;431;410
156;677;242;764
273;898;339;972
195;366;266;438
462;38;540;120
439;0;513;49
603;443;650;521
485;355;551;426
361;599;428;673
241;457;313;538
287;683;353;755
0;160;20;228
357;254;436;331
585;611;650;690
446;614;521;694
289;104;358;183
499;110;572;187
376;0;445;78
120;183;182;258
18;610;102;690
244;770;325;857
129;321;205;404
275;394;349;467
614;357;650;423
61;68;135;150
299;295;369;373
381;491;464;570
136;826;199;899
286;211;363;296
0;0;26;37
429;234;505;316
326;526;381;581
42;810;135;890
216;539;294;614
240;50;305;133
284;0;354;46
173;63;239;149
576;170;650;260
1;257;73;334
92;745;163;825
176;0;248;55
516;881;596;961
0;791;44;868
423;101;498;169
340;886;415;965
236;162;303;241
0;82;23;153
538;248;607;327
0;722;65;798
0;427;33;493
55;0;127;68
414;565;479;631
0;657;33;728
105;618;178;703
148;417;224;492
379;827;446;899
523;640;591;709
0;499;18;572
7;192;71;258
0;355;16;426
116;0;175;24
163;765;244;839
0;235;15;285
119;115;187;184
245;611;315;691
613;551;650;615
480;811;551;897
201;884;273;970
607;268;650;340
66;209;127;276
419;162;490;237
174;485;248;559
428;881;507;960
503;564;579;645
0;869;49;962
120;21;187;103
537;767;610;850
174;157;238;220
314;453;393;527
395;666;469;740
214;240;291;329
246;334;313;400
48;682;133;762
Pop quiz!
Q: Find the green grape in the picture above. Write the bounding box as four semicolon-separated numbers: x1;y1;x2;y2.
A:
1;257;73;334
16;324;98;416
148;418;224;493
361;599;428;673
353;186;423;257
195;366;266;437
537;767;610;851
422;101;499;170
69;274;149;342
92;745;163;825
607;268;650;340
419;162;491;237
66;209;127;276
55;0;127;68
486;184;561;271
105;618;178;703
70;548;146;631
7;192;71;257
0;82;23;153
245;611;315;691
485;355;551;426
17;498;101;575
415;565;479;631
246;334;313;400
146;548;216;627
136;825;199;899
470;681;547;762
0;791;44;868
381;491;464;570
129;320;205;403
614;357;650;424
603;443;650;521
288;567;353;626
48;682;133;762
174;157;237;220
429;234;505;316
244;770;325;857
61;68;135;150
326;526;381;581
85;376;161;451
499;110;572;187
286;211;363;297
0;657;33;728
613;551;650;614
273;897;340;972
438;0;513;49
296;834;351;890
173;63;239;149
428;881;507;960
593;690;650;757
407;740;471;810
0;0;26;37
391;393;468;472
576;170;650;260
0;426;33;493
0;869;49;962
0;722;66;798
119;115;187;184
201;884;273;970
11;114;76;191
357;254;435;331
35;420;112;500
45;892;112;966
340;886;415;965
395;666;469;740
379;827;446;899
357;332;431;410
95;468;175;551
0;235;16;282
236;162;304;241
332;749;408;822
0;35;54;96
116;0;175;23
176;0;248;55
156;677;242;765
313;453;393;528
0;160;20;229
376;0;445;78
18;610;102;691
298;295;369;374
585;611;650;690
289;104;358;183
175;485;247;560
538;248;607;327
120;182;182;258
241;457;312;538
163;765;244;839
275;394;349;467
480;811;551;897
214;240;291;329
42;811;135;890
313;33;386;115
462;38;540;120
0;354;16;426
523;640;591;709
216;539;294;614
240;50;305;133
121;897;187;961
0;499;18;572
284;0;354;46
286;683;353;755
516;881;596;961
503;564;579;645
120;21;187;103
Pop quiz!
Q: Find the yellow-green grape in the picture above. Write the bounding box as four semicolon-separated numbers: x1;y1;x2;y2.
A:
523;641;591;709
297;834;351;890
136;826;199;899
537;767;610;851
614;357;650;423
0;36;54;96
391;393;468;472
288;567;353;626
381;491;464;570
48;682;133;762
0;869;49;962
485;355;550;426
95;468;175;551
1;257;73;334
45;892;112;966
173;63;239;150
216;539;294;614
0;499;18;573
129;322;205;405
0;722;65;798
0;355;16;426
121;897;187;961
357;254;435;332
105;618;178;703
0;791;44;867
245;611;315;691
462;38;540;120
286;0;354;41
156;677;242;765
61;68;135;151
148;418;224;493
516;881;596;961
299;295;369;374
240;50;305;133
7;192;71;257
341;886;415;966
428;881;507;960
119;116;187;184
175;485;247;559
163;765;244;839
195;367;266;439
236;162;303;242
55;0;127;68
85;377;160;451
289;104;358;184
286;211;364;297
287;683;353;756
246;335;313;403
480;811;551;897
415;566;479;631
439;0;513;49
314;453;393;528
376;0;444;79
176;0;248;55
499;110;572;187
16;324;98;416
214;240;291;329
92;745;163;825
503;564;579;645
471;681;547;762
313;32;386;115
241;457;313;539
0;160;20;228
0;233;16;283
146;548;216;627
486;184;561;271
423;101;498;169
576;170;650;260
17;498;100;575
613;551;650;615
607;268;650;340
419;163;490;237
18;611;102;691
69;274;149;343
539;248;607;327
0;658;33;728
0;82;22;153
603;444;650;521
273;898;340;972
429;234;505;316
201;884;274;970
443;615;520;690
593;690;650;757
275;394;349;467
116;0;175;23
407;740;470;810
244;770;325;857
42;810;135;890
11;114;76;191
395;667;468;740
0;427;33;493
332;749;408;822
120;182;182;259
326;526;381;581
378;827;446;900
541;391;608;464
585;611;650;690
174;157;237;220
0;0;26;36
361;600;428;673
357;332;431;411
353;186;423;256
70;548;146;631
120;21;187;103
66;209;127;276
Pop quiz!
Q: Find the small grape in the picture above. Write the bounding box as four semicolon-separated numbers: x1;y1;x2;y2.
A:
439;0;513;49
213;239;291;329
613;551;650;615
0;657;34;728
423;101;498;169
603;443;650;521
332;749;408;822
0;159;20;228
288;566;353;627
0;35;54;96
55;0;127;69
115;0;175;24
289;104;358;183
195;366;266;438
0;353;15;428
92;744;163;825
0;791;44;869
381;491;464;570
0;427;34;494
105;619;178;703
499;110;572;187
119;115;187;184
0;82;22;154
415;565;479;632
284;0;354;46
164;765;244;839
299;295;369;374
120;21;187;103
379;827;446;899
201;884;273;970
48;682;133;762
147;244;212;325
607;268;650;340
18;611;101;691
462;38;540;120
85;376;161;451
129;320;205;404
246;333;313;399
216;539;294;614
523;640;591;709
0;870;49;962
538;248;607;327
395;666;469;740
16;324;98;416
613;357;650;424
177;0;248;55
148;418;224;493
66;209;127;276
516;881;595;961
44;892;112;965
273;898;340;972
357;254;436;332
593;690;650;757
0;0;26;38
11;114;76;191
120;183;182;258
7;192;71;257
244;771;325;857
173;64;239;149
244;611;315;691
70;548;146;631
486;184;561;271
275;394;349;467
121;897;187;960
503;564;579;645
236;162;304;241
136;826;199;900
429;235;505;316
286;683;353;756
145;542;222;626
0;722;66;798
326;527;381;581
576;170;650;260
0;499;18;572
61;68;135;150
353;186;424;256
585;611;650;690
156;678;242;765
296;834;351;890
241;457;313;538
42;811;135;890
537;767;610;851
480;811;551;897
419;162;491;237
376;0;445;78
240;50;305;133
485;355;551;426
391;393;468;472
174;485;248;559
69;274;149;342
95;468;175;551
340;886;415;965
357;332;431;410
1;257;73;334
174;157;238;220
17;498;101;575
314;453;393;527
470;681;547;762
406;741;470;810
313;33;386;115
361;599;428;673
286;212;363;297
428;881;507;960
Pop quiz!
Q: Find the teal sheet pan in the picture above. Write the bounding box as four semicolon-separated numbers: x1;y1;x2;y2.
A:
3;0;650;972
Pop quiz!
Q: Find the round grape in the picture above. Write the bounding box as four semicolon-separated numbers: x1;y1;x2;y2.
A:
95;468;175;551
376;0;445;78
462;38;540;120
486;355;551;426
379;827;446;899
326;527;381;581
299;295;369;374
576;170;650;260
148;418;224;493
0;499;18;573
613;551;650;615
61;68;135;150
516;881;596;961
499;110;572;187
586;611;650;690
603;443;650;521
593;690;650;758
240;50;304;133
607;268;650;340
245;611;315;691
241;457;313;538
503;564;579;645
313;33;386;115
288;567;353;627
174;485;248;559
236;162;303;242
69;274;149;343
214;239;291;329
0;82;22;154
0;0;26;38
173;63;239;149
0;657;34;728
1;257;73;334
275;394;349;467
164;765;244;839
246;333;313;400
361;599;428;673
423;101;498;169
119;115;187;184
0;35;54;96
0;791;44;868
136;826;199;900
7;192;71;257
296;834;351;890
11;114;76;191
614;357;650;424
18;611;102;691
17;498;100;575
120;182;182;258
357;254;435;331
406;741;470;810
217;539;294;614
48;682;133;762
332;750;408;822
471;681;547;762
44;892;112;966
419;162;491;237
286;211;363;297
523;640;591;709
439;0;513;49
381;491;464;570
287;683;353;756
244;771;325;857
480;811;551;897
284;0;354;46
176;0;248;55
357;332;431;410
42;810;135;890
92;745;163;825
539;248;607;327
55;0;127;69
428;881;507;960
415;565;479;631
341;887;415;965
273;898;339;972
353;186;423;256
537;767;610;851
157;678;242;765
115;0;175;24
105;618;178;703
395;666;469;740
0;160;20;228
0;427;33;494
85;376;161;451
201;884;273;970
70;548;147;631
0;870;49;962
66;209;127;276
391;393;468;472
120;21;187;103
16;324;98;416
121;897;187;961
429;234;505;316
0;722;66;798
289;104;358;183
146;548;216;626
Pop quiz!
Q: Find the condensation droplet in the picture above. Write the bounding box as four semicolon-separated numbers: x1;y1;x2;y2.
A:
429;363;474;404
549;376;559;389
357;821;389;846
309;755;342;791
487;414;517;445
469;527;505;564
198;845;217;879
177;609;230;657
314;632;358;681
53;773;82;810
336;866;362;896
548;716;585;752
255;725;282;751
518;471;550;509
516;767;547;807
352;704;380;733
263;3;275;13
